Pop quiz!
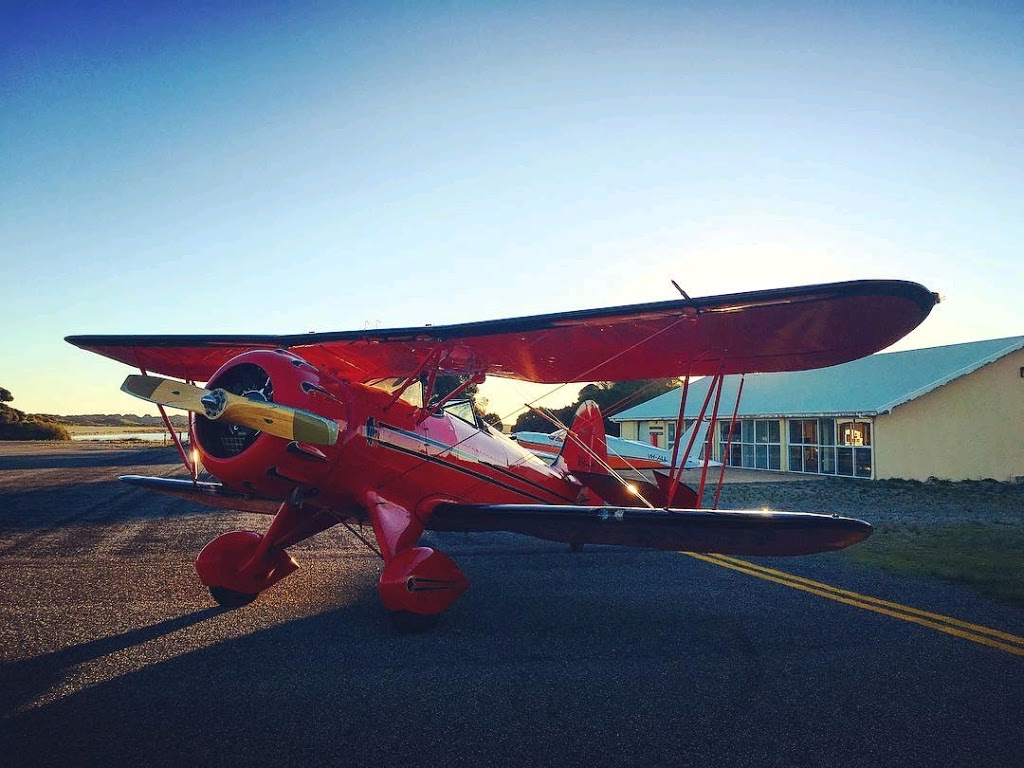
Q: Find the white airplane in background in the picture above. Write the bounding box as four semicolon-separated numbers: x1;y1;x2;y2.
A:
513;419;719;471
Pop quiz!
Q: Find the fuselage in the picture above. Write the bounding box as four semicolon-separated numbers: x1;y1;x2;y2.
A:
192;349;583;524
333;383;584;518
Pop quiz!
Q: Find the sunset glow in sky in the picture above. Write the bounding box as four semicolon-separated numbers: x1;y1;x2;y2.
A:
3;2;1021;422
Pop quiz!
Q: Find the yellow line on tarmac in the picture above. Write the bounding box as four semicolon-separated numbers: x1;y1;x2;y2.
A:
686;552;1024;657
709;554;1024;644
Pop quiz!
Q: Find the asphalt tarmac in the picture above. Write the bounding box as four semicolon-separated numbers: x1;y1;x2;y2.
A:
1;443;1021;767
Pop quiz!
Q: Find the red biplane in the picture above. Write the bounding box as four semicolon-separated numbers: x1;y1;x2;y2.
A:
67;280;937;628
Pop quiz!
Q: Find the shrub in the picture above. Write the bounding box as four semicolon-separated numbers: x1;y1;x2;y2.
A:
0;419;71;440
0;400;71;440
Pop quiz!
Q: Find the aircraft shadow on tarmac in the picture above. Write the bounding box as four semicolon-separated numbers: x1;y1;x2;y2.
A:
0;580;767;766
1;550;1021;767
0;607;227;718
0;479;213;532
0;448;181;471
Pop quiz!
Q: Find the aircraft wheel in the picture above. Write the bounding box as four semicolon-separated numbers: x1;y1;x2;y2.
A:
569;541;585;553
209;585;258;608
389;610;440;634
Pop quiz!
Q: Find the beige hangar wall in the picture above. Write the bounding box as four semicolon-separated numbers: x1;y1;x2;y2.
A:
874;350;1024;482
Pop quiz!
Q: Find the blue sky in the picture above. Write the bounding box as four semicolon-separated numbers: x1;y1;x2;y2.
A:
2;1;1022;421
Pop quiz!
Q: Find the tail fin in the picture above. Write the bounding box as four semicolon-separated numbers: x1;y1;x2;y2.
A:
558;400;609;475
559;400;701;509
674;418;713;468
560;401;670;507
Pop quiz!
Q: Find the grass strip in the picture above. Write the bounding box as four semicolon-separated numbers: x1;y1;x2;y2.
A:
841;522;1024;607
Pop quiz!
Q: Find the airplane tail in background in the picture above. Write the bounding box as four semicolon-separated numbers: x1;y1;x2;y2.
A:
558;400;693;508
675;418;715;469
558;400;609;475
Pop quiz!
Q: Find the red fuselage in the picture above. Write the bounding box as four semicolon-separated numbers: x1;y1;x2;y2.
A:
194;349;581;527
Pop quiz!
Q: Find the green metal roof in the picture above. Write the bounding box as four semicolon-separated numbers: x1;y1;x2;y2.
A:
610;336;1024;421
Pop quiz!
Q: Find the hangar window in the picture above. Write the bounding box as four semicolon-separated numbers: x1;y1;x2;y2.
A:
789;419;824;474
720;419;781;471
787;418;871;477
835;421;872;478
718;421;742;466
818;418;837;474
666;419;694;448
789;419;818;445
839;421;871;447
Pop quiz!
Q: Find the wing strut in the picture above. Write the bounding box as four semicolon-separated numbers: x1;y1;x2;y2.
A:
666;368;692;474
421;373;484;421
665;370;692;507
664;360;724;509
383;345;444;411
140;366;198;483
696;369;727;505
713;375;746;509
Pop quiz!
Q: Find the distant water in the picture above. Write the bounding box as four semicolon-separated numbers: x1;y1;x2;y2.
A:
72;432;188;443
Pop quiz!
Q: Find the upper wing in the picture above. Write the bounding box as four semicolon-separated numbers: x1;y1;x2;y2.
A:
66;280;937;383
428;502;872;557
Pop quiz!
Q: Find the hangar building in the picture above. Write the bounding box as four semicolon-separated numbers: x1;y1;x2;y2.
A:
610;336;1024;482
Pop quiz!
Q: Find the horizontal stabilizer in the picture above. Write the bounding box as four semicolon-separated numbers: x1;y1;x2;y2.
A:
650;470;700;508
429;502;871;557
571;470;698;509
121;374;339;446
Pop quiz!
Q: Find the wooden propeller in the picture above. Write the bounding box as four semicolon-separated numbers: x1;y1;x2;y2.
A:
121;374;339;446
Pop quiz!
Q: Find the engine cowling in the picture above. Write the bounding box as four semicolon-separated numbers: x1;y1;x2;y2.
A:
193;349;349;497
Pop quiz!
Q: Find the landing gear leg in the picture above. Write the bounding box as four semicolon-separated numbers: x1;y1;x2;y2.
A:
195;496;333;607
377;546;469;631
195;530;297;605
366;492;469;630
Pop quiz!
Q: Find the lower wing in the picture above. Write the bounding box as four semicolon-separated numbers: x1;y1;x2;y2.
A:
428;503;871;556
120;475;283;515
118;476;870;556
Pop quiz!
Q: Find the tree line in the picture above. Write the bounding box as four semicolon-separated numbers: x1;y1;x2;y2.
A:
510;378;679;435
